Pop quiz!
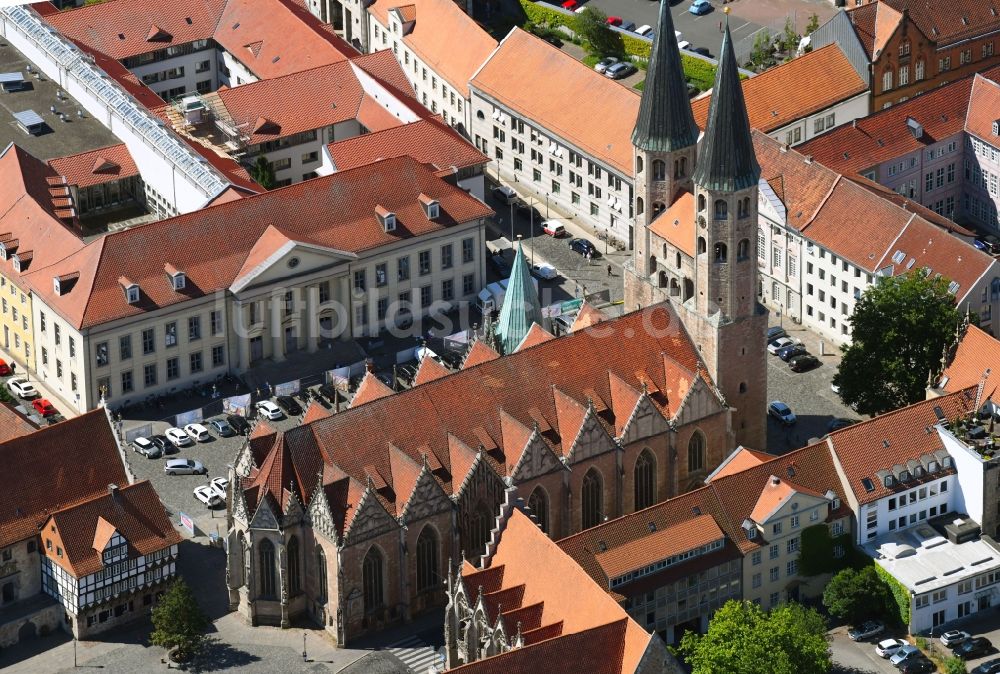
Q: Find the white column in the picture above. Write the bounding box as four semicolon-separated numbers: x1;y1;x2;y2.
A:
339;276;352;341
306;286;319;353
270;295;285;362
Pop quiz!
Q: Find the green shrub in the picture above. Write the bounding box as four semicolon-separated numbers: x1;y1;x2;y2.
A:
873;564;910;627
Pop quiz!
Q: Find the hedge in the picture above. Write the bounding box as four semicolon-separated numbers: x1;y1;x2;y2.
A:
874;563;911;627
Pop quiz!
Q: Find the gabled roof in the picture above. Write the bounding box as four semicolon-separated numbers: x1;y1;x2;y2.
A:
302;401;332;424
705;446;772;482
25;156;493;329
594;513;724;582
413;354;450;386
877;0;1000;49
462;340;500;369
48;144;139;190
690;44;866;135
965;73;1000;143
570;303;605;332
940;325;1000;394
0;409;128;549
515;323;554;352
45;481;181;577
749;475;826;523
328;117;488;174
0;403;38;444
368;0;497;93
351;371;396;408
649;190;695;257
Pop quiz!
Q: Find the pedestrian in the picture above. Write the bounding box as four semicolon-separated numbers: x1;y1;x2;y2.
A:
719;20;722;33
586;250;592;265
607;264;613;277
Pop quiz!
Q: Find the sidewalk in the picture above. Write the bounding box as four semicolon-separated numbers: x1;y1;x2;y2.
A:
0;344;80;420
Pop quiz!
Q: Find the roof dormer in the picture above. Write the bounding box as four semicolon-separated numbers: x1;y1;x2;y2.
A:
418;193;440;220
119;276;140;304
11;250;32;273
0;237;18;261
165;263;186;291
53;272;79;297
375;205;396;232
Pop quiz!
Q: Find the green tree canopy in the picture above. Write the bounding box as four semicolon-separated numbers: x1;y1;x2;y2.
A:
678;600;830;674
805;13;820;35
822;566;887;625
833;271;961;416
150;579;211;661
250;155;276;190
574;7;623;58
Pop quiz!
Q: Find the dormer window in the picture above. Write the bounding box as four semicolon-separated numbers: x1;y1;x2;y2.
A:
994;120;1000;136
165;264;186;291
375;205;396;232
418;193;440;220
747;527;756;540
884;475;895;488
899;470;911;482
53;277;61;295
119;276;140;304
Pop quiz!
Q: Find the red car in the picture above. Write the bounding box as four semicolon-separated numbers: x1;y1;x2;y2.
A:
606;16;623;25
561;0;578;9
0;359;9;376
32;399;57;417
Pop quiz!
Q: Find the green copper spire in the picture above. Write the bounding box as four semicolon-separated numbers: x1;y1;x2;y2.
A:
691;17;760;192
495;240;542;355
631;0;700;152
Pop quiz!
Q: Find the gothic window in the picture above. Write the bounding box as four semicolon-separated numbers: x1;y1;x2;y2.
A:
697;237;707;255
582;468;603;529
649;255;657;274
287;536;301;594
362;547;385;614
238;532;249;588
636;156;644;173
416;526;439;593
714;243;727;263
688;431;706;473
469;501;493;556
680;157;687;176
259;538;276;599
882;69;892;92
698;194;706;211
652;159;666;181
316;545;328;603
636;197;644;215
683;278;694;301
714;200;728;220
527;487;549;534
739;382;747;393
737;198;751;219
657;271;668;288
737;239;750;261
676;252;682;269
634;450;656;511
670;277;680;297
652;202;665;217
662;243;668;258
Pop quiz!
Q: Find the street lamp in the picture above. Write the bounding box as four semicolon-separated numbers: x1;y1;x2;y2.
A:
509;201;514;243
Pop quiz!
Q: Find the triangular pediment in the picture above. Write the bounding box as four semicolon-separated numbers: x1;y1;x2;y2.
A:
510;428;565;483
345;487;399;546
231;227;357;292
306;476;339;544
566;405;617;464
672;375;726;426
249;493;281;531
619;392;670;446
401;465;452;523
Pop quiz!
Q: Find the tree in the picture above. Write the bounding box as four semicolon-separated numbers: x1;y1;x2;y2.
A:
747;29;773;70
249;155;276;190
805;12;820;35
150;579;211;661
833;271;961;416
779;17;799;54
822;566;887;625
678;600;830;674
574;7;622;58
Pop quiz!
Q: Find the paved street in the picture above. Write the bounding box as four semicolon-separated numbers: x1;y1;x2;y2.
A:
829;625;902;674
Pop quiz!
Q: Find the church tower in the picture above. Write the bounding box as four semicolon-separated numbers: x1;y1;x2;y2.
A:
680;17;768;449
628;0;699;306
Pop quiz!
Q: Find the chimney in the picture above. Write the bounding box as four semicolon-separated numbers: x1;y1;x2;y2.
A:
770;475;781;486
365;359;375;374
804;155;813;164
108;483;120;500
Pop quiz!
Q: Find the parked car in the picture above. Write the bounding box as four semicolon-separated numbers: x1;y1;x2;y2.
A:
209;418;235;437
620;21;636;31
897;658;934;674
605;62;637;80
164;458;206;475
489;254;512;276
972;659;1000;674
767;337;794;354
131;436;163;459
776;343;807;361
690;46;711;57
847;620;884;641
940;630;971;648
955;637;993;659
889;645;922;667
766;326;787;342
226;414;251;435
492;185;517;204
165;427;194;448
276;395;303;416
605;15;622;25
209;476;229;501
875;638;908;658
689;0;712;14
827;418;857;433
7;377;37;399
184;423;211;442
31;398;57;416
677;40;691;50
256;400;284;420
531;263;559;281
317;384;338;404
635;24;652;36
0;358;10;376
767;401;796;425
789;354;820;372
193;485;224;508
569;238;600;258
149;435;172;455
561;0;578;8
516;202;543;221
541;220;567;237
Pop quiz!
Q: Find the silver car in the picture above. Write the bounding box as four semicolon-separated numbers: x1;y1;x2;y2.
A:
164;458;206;475
131;436;163;459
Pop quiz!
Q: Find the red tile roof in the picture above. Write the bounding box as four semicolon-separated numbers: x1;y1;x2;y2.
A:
649;191;695;257
462;340;500;369
351;372;396;408
0;410;128;548
706;446;772;481
413;355;450;386
965;73;1000;143
302;401;332;424
594;513;724;582
691;45;866;134
328;117;487;174
570;303;605;331
48;144;139;190
941;325;1000;394
0;403;38;444
44;480;181;577
515;323;554;351
879;0;1000;48
25;156;493;329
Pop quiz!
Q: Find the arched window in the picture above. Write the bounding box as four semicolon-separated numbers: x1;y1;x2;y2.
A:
688;431;706;473
468;501;493;556
697;237;707;255
634;450;656;511
649;255;657;274
636;156;644;174
581;469;603;529
287;536;301;595
662;243;668;258
676;252;682;268
657;271;667;288
636;197;644;215
362;547;384;614
527;487;549;534
476;110;485;120
652;160;666;181
882;69;892;92
669;277;680;297
316;545;328;603
416;527;439;593
714;243;727;263
698;194;706;212
652;202;665;217
739;382;747;393
737;239;749;261
915;59;925;81
259;538;276;599
714;200;728;220
683;278;694;301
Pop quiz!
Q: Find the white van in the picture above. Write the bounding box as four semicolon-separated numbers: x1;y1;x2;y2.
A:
635;24;652;36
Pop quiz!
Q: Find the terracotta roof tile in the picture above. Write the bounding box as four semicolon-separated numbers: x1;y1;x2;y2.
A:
45;481;181;577
48;144;138;190
351;372;396;408
302;401;332;424
966;73;1000;143
594;513;724;581
368;0;497;93
750;475;825;523
847;174;976;236
607;372;642;437
470;28;640;175
387;443;423;508
551;388;587;456
515;322;554;351
752;131;840;232
705;446;771;482
879;0;1000;47
0;409;128;548
448;432;480;487
413;354;451;386
941;325;1000;394
0;402;38;444
846;2;880;58
690;45;866;134
569;303;605;331
462;340;500;369
649;190;695;257
328;117;487;174
873;2;903;55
